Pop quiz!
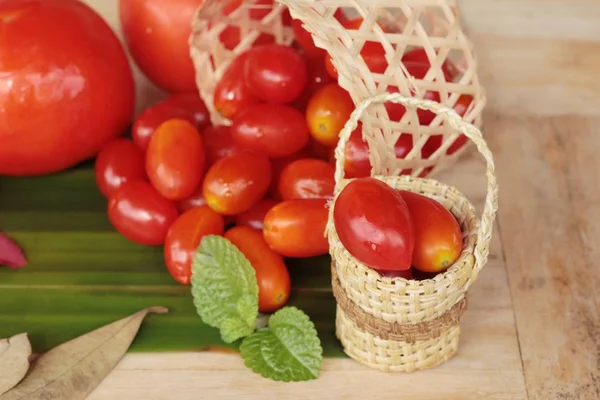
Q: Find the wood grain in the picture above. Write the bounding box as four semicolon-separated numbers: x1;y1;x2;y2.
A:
489;114;600;399
83;0;600;117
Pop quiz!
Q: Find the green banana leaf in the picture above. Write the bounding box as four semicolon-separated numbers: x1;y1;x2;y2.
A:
0;162;344;357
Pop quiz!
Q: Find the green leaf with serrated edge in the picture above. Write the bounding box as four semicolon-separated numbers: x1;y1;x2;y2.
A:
191;235;259;343
240;307;323;382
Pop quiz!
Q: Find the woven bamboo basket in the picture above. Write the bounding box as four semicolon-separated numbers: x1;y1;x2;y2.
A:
189;0;486;177
325;92;498;372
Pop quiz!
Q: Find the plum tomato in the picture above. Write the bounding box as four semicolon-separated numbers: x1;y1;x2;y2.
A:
268;150;312;200
132;92;211;152
385;62;452;125
278;159;335;200
176;186;206;213
421;94;474;158
225;226;291;312
231;104;310;158
244;44;308;104
263;199;329;258
95;138;146;198
398;190;463;273
119;0;203;92
342;124;413;179
0;0;135;176
164;205;225;284
235;198;279;231
306;84;355;147
333;178;414;271
203;152;272;215
402;47;459;81
213;52;260;119
146;119;206;200
292;18;325;58
202;125;243;167
108;181;179;246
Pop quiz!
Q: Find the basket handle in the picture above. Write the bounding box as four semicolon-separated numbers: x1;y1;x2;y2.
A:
332;93;498;287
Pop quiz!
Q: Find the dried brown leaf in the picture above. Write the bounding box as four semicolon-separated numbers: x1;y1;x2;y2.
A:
0;334;32;396
0;306;168;400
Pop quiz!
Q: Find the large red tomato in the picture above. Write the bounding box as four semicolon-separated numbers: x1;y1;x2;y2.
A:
333;178;414;271
119;0;204;93
0;0;135;176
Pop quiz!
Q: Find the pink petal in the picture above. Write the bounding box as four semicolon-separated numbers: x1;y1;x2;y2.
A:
0;232;27;269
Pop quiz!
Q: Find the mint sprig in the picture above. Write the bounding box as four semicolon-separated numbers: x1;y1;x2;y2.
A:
190;235;323;382
240;307;323;382
191;235;259;343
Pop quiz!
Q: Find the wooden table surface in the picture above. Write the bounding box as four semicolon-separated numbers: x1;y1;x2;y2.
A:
78;1;600;399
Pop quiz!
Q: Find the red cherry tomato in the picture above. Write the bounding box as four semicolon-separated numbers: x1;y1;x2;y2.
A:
95;139;146;198
218;27;274;51
398;190;462;273
291;9;346;58
164;205;225;284
108;181;179;246
0;0;135;176
306;84;355;147
263;199;329;258
176;186;207;213
146;119;206;200
333;178;414;271
278;159;335;200
244;44;308;104
342;124;413;179
293;55;335;110
385;62;452;125
235;198;279;231
119;0;204;92
402;48;459;81
268;150;312;200
203;152;272;215
338;17;390;74
202;125;244;167
224;226;290;312
213;52;260;119
132;93;211;152
231;104;310;158
421;94;474;158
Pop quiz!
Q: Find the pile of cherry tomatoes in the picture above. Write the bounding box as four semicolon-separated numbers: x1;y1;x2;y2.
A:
94;9;473;313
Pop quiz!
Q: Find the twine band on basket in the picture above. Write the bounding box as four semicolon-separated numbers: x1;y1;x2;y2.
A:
331;261;468;343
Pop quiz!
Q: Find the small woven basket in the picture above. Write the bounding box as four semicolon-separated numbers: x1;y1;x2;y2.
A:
189;0;487;176
326;92;498;372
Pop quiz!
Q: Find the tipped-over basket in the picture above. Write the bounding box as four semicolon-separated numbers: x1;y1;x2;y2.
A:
325;93;498;372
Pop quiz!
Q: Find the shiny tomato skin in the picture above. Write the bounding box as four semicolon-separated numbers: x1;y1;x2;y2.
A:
398;190;462;273
385;62;452;125
263;199;329;258
0;0;135;176
306;84;355;147
244;44;308;104
235;198;279;231
146;119;206;201
132;92;211;152
108;180;179;246
95;138;146;198
293;55;335;110
231;104;310;158
225;226;290;312
278;159;335;200
213;53;260;120
333;178;414;271
343;124;413;179
164;205;225;284
119;0;203;92
176;186;206;213
268;150;312;200
202;125;243;167
421;94;474;158
203;152;272;215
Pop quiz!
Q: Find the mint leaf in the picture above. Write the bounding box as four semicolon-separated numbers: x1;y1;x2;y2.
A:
191;235;259;343
240;307;323;382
